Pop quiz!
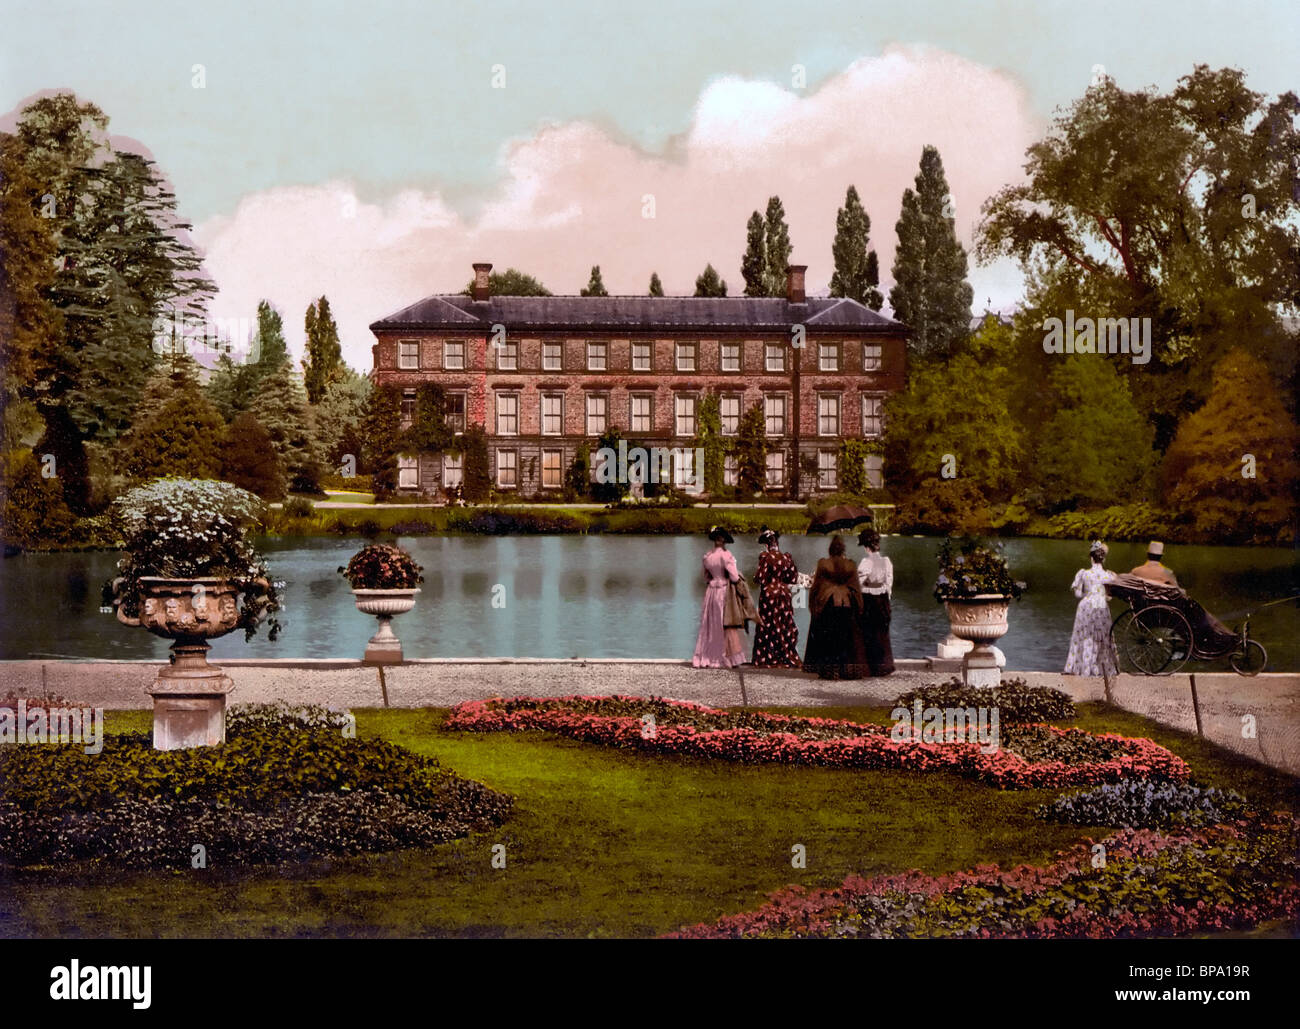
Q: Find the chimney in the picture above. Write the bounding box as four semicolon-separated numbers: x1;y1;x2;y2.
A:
786;264;807;304
472;262;492;302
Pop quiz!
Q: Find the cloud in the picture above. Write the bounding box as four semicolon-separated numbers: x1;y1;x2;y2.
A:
193;45;1040;371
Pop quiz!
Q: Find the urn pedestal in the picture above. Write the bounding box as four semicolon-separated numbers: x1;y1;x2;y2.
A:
352;588;420;665
943;595;1011;689
117;577;244;750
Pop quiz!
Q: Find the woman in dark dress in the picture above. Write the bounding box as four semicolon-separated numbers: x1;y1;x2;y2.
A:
803;535;869;680
857;527;895;676
751;528;800;668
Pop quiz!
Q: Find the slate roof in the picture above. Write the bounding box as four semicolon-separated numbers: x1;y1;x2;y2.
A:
371;295;906;333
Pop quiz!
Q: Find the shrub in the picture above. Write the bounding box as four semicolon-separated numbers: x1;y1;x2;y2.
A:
226;701;352;736
339;543;424;588
1044;503;1174;543
894;478;993;535
0;448;76;549
1037;779;1251;828
319;473;374;492
894;678;1074;724
282;495;315;518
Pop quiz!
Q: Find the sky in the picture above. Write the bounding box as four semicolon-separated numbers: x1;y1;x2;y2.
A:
3;0;1297;370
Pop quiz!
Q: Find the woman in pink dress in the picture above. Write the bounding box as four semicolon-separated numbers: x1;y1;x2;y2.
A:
692;527;746;668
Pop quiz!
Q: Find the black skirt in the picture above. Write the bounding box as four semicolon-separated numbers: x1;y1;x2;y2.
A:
859;593;895;677
803;603;870;680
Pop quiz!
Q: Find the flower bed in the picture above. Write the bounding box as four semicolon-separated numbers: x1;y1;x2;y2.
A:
0;704;511;869
666;814;1300;939
444;696;1189;790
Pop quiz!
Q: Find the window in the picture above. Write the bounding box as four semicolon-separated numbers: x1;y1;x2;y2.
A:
864;454;884;489
398;455;419;488
673;449;696;490
543;342;562;371
764;394;786;436
496;450;517;489
675;342;696;372
541;449;563;489
541;393;563;435
630;393;653;433
818;394;840;436
496;339;518;370
586;393;608;435
819;343;838;371
818;450;837;490
399;340;420;370
721;343;740;372
587;342;607;370
445;393;466;434
723;453;738;487
632;342;651;371
443;453;463;489
496;392;519;436
720;395;741;435
862;395;884;437
765;451;785;488
443;340;464;370
862;343;882;371
765;344;784;372
400;389;416;429
675;394;697;436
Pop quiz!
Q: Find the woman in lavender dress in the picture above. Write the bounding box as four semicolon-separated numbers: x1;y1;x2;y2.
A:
692;526;746;668
1064;540;1118;676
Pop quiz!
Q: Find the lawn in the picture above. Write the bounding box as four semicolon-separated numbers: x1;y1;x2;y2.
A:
1;703;1295;938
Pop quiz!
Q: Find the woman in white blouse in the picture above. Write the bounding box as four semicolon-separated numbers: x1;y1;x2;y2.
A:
856;527;895;676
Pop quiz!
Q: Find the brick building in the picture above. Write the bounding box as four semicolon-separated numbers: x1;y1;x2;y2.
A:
369;262;907;498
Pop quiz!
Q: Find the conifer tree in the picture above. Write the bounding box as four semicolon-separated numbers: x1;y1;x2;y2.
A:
829;185;883;309
302;295;343;404
693;264;728;297
221;410;286;501
889;146;973;361
741;212;767;297
648;272;664;297
248;358;323;493
118;356;226;482
763;196;792;297
735;402;768;494
580;265;609;297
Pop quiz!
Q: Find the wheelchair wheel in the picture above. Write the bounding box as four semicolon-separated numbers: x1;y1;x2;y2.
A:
1230;640;1267;677
1123;605;1193;675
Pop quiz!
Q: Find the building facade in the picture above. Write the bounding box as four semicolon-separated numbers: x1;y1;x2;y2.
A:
369;262;907;498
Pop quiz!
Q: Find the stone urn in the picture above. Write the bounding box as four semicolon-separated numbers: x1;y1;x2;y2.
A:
116;576;249;750
352;588;419;665
943;594;1011;688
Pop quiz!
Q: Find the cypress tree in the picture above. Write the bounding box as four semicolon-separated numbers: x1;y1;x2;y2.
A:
119;356;226;482
580;266;609;297
889;146;974;361
763;196;792;297
693;264;728;297
302;295;343;404
741;212;767;297
648;272;664;297
829;185;883;309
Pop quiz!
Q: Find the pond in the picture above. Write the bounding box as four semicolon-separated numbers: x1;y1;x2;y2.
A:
1;535;1295;672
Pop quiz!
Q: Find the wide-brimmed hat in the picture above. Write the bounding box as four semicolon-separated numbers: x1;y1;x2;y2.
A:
858;527;881;549
708;526;734;544
1148;541;1165;556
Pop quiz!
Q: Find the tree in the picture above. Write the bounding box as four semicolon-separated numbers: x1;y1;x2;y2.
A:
829;185;883;309
118;357;226;482
1036;356;1156;510
249;301;288;378
566;442;591;500
205;352;257;422
221;411;286;501
0;448;76;548
735;402;767;494
460;268;552;297
693;264;728;297
359;384;401;496
314;366;370;469
248;358;323;494
691;392;725;494
580;265;609;297
591;427;629;502
1161;348;1299;542
648;272;664;297
458;424;492;502
302;295;343;404
890;145;974;361
741;211;767;296
763;196;792;297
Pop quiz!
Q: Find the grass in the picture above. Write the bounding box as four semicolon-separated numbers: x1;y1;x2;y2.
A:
1;702;1295;938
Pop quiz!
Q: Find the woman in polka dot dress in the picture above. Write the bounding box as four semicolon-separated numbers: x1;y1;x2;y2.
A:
751;528;801;668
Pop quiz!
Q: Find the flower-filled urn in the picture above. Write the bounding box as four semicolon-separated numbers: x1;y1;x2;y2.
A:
340;544;424;664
